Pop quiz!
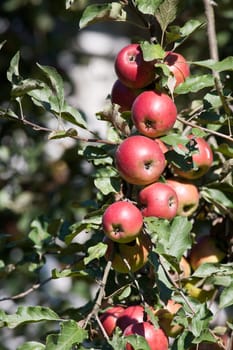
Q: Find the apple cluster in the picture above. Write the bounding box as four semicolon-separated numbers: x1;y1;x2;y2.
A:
101;43;215;275
100;300;188;349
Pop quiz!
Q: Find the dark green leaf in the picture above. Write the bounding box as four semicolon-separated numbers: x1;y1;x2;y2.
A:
124;334;151;350
45;320;87;350
134;0;164;15
48;128;78;140
191;304;213;337
79;2;126;29
156;0;179;33
0;306;59;329
173;19;203;49
0;40;7;50
175;74;214;94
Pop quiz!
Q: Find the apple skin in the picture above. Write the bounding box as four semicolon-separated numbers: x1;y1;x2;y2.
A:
99;305;125;336
105;233;152;274
111;79;140;112
131;91;177;138
138;182;178;220
114;43;155;89
115;135;166;186
123;321;169;350
116;305;147;332
154;138;169;154
164;51;190;87
166;178;199;217
172;136;213;179
189;235;226;271
102;201;143;243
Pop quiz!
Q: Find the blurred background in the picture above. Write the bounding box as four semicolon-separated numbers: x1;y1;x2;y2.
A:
0;0;232;348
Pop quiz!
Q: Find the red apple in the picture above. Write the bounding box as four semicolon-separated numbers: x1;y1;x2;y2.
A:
138;182;178;220
189;235;226;270
114;43;155;88
115;135;166;186
164;51;190;87
105;233;152;274
123;321;169;350
116;305;146;331
171;135;213;179
102;201;143;243
154;138;169;154
131;91;177;138
166;178;199;217
111;79;140;112
99;305;125;336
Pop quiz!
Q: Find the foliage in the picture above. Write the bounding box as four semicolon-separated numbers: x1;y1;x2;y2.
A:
0;0;233;349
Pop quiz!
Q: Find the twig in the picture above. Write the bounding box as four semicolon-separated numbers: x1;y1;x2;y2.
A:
177;116;233;143
203;0;232;135
0;276;52;302
84;259;112;329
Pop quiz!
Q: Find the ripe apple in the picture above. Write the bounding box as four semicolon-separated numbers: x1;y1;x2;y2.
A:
138;182;178;220
105;232;152;274
116;305;147;331
166;178;199;217
154;300;183;337
189;235;226;270
171;135;213;179
99;305;125;336
102;201;143;243
123;321;169;350
164;51;190;87
114;43;155;89
131;91;177;138
111;79;140;112
115;135;166;186
154;138;169;154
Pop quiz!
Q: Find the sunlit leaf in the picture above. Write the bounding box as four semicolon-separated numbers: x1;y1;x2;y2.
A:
140;41;165;61
79;2;126;29
219;283;233;309
17;342;45;350
7;51;21;84
84;242;107;265
45;320;87;350
156;0;179;33
0;306;59;329
192;57;233;72
175;74;214;94
134;0;164;15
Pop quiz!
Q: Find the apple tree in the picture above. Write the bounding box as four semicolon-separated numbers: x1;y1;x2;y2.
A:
0;0;233;349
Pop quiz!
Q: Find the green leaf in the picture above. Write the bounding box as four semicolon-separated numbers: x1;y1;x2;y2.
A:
0;40;7;50
7;51;21;84
36;63;64;113
48;128;78;140
11;79;44;97
173;19;203;49
17;342;45;350
45;320;87;350
191;304;213;338
79;2;126;29
134;0;164;15
84;242;107;265
28;219;51;255
175;74;214;94
124;334;151;350
167;216;192;260
192;56;233;72
156;0;179;33
0;306;59;329
219;283;233;309
140;41;165;61
94;166;121;195
201;187;233;209
217;143;233;158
